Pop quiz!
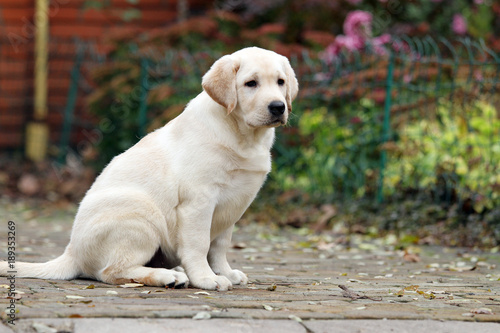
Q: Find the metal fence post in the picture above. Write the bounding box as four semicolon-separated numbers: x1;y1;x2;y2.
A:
58;42;84;164
138;57;149;138
377;50;395;204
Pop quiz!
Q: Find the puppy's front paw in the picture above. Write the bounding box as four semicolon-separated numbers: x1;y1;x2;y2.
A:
190;275;232;291
222;269;248;285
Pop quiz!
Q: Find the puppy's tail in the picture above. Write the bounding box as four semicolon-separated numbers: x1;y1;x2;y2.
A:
0;251;80;280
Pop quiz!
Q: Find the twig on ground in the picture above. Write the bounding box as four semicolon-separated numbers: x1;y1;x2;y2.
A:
337;284;382;301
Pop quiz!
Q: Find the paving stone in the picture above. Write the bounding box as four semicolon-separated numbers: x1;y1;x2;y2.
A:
13;318;307;333
0;323;14;333
303;320;500;333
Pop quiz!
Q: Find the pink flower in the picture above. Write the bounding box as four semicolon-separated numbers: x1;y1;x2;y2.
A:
350;116;362;124
371;33;391;55
335;35;364;51
372;33;391;45
474;69;483;81
344;10;373;40
452;14;467;35
322;43;340;63
321;34;364;62
321;10;392;62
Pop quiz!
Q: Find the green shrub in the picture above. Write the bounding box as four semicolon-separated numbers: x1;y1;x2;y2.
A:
384;99;500;211
87;48;219;170
271;98;385;200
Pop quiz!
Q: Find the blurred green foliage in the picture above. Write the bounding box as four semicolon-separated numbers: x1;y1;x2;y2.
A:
271;96;500;209
384;100;500;212
272;99;384;200
87;50;216;169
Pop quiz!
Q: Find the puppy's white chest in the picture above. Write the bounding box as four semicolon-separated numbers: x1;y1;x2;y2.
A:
210;153;270;237
221;155;270;206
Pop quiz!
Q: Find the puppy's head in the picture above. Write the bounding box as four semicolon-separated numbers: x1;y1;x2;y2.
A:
202;47;299;128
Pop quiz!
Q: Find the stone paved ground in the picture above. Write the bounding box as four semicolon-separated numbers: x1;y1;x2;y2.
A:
1;201;499;332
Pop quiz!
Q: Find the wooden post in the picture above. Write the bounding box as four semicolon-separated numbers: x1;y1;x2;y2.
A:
26;0;49;162
177;0;188;22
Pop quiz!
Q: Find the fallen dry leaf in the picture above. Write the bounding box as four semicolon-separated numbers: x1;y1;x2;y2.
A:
68;314;84;318
119;283;144;288
428;290;447;294
192;311;211;320
312;204;337;232
403;251;421;263
470;308;493;315
65;295;84;299
79;300;92;304
5;294;22;300
395;289;405;297
445;298;481;305
263;304;274;311
450;266;476;272
267;284;277;291
232;242;247;249
417;290;435;299
18;174;40;196
289;314;303;322
32;322;57;333
317;241;335;251
404;285;420;291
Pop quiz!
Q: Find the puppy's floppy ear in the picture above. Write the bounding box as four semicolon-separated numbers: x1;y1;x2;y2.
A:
202;55;240;114
282;57;299;112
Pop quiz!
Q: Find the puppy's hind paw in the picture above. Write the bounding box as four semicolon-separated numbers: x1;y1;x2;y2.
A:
165;270;189;289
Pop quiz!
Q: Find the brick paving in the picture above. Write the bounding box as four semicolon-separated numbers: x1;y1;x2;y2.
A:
1;202;499;332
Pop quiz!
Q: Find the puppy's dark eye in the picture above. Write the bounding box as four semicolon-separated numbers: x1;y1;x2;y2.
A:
245;80;257;87
278;79;285;86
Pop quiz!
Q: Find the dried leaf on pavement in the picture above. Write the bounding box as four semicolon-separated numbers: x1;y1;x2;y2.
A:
192;311;211;320
119;283;144;288
403;251;421;263
470;308;494;315
65;295;85;299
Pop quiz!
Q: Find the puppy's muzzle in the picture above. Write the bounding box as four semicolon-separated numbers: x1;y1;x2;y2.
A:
268;101;286;125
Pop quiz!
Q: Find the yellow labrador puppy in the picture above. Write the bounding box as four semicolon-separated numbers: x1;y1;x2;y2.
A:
0;47;298;291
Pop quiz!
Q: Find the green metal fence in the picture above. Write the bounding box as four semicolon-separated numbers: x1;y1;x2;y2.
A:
282;36;500;209
61;36;500;210
383;37;500;210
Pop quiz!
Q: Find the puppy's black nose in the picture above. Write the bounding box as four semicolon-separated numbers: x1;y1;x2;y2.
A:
268;101;285;116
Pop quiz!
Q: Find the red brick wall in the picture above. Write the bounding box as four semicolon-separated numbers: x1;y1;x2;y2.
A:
0;0;33;147
0;0;212;149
